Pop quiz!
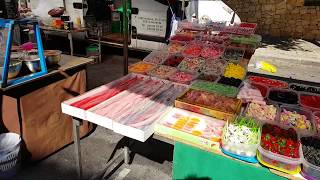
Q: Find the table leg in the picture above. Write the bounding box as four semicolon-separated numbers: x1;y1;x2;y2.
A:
98;27;102;63
123;146;130;164
73;118;83;179
68;32;74;56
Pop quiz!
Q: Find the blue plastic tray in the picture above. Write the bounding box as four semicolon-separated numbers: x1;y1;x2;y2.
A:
221;147;258;164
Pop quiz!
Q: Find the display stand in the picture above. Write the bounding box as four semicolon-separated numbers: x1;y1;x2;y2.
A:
0;19;47;88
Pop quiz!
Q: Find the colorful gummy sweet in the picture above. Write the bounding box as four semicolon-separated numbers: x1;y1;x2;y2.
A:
180;89;240;113
192;81;239;97
248;76;288;88
280;108;312;131
268;89;298;105
200;45;224;59
199;59;226;81
143;51;168;64
169;71;197;85
246;103;277;122
163;55;184;67
300;94;320;110
148;65;177;79
224;63;246;80
167;42;185;54
170;34;193;42
301;137;320;166
261;124;299;158
223;47;244;61
290;84;320;95
178;57;205;72
182;43;202;57
201;59;227;74
128;62;156;74
315;112;320;133
218;76;242;88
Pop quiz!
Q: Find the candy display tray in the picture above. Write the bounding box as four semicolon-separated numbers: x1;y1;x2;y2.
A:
86;76;174;140
155;108;224;151
61;73;149;121
174;90;241;121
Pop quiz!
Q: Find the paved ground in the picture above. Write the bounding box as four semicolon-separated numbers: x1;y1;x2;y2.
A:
13;54;174;180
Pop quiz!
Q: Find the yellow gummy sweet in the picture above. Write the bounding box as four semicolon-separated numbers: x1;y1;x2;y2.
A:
224;63;246;80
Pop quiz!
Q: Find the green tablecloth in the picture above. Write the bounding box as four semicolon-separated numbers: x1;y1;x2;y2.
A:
173;142;286;180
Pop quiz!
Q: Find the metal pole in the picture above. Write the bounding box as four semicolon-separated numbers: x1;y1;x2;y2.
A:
73;118;83;179
122;0;129;75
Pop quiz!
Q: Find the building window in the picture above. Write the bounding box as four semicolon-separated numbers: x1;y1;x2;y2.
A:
304;0;320;6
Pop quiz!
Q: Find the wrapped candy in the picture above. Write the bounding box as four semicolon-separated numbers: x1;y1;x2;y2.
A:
148;65;177;79
224;63;246;80
178;57;205;73
280;107;313;132
169;71;198;85
128;62;156;74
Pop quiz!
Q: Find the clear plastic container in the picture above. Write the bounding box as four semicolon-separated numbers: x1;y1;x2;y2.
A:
147;65;177;80
167;42;186;54
300;141;320;180
221;117;261;158
230;34;262;46
247;76;288;89
169;71;199;85
200;43;225;59
279;105;315;136
181;42;203;58
250;82;269;98
267;88;299;106
143;51;169;65
314;111;320;134
178;57;205;73
223;46;245;61
299;92;320;112
170;34;194;43
217;76;243;88
257;145;301;174
244;102;279;125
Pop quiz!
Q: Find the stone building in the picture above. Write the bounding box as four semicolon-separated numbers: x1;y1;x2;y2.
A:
224;0;320;40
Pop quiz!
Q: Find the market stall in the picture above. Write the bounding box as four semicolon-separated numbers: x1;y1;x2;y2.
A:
1;54;94;161
62;20;320;180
